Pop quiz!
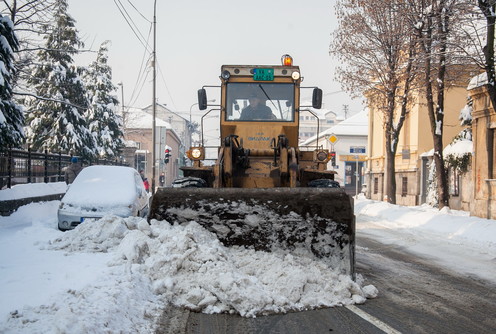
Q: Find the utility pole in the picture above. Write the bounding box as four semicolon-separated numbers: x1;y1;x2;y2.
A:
343;104;349;119
151;0;157;195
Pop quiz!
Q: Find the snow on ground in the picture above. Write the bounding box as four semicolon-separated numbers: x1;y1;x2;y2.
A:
0;183;495;333
355;197;496;283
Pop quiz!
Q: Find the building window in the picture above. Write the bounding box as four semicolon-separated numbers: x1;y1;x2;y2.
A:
374;177;378;194
327;120;335;124
401;177;408;197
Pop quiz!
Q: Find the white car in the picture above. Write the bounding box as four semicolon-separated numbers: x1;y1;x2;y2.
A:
58;166;149;231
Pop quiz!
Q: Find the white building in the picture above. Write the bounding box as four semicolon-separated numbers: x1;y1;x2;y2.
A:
301;109;368;195
298;108;342;144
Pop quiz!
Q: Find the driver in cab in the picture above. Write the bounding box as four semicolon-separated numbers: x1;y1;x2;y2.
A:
240;93;275;120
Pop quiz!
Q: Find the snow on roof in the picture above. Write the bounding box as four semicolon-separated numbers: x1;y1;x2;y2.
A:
443;138;472;157
302;109;368;145
467;72;488;90
126;110;171;129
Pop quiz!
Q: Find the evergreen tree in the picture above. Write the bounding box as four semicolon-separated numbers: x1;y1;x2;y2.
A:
82;41;124;158
0;13;24;149
24;0;94;158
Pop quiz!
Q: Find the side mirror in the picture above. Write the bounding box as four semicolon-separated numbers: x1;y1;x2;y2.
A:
198;88;208;110
312;88;323;109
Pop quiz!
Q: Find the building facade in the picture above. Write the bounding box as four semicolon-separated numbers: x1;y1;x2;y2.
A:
468;80;496;219
123;110;182;188
365;85;468;206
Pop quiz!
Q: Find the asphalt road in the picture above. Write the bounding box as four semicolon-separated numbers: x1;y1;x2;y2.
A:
155;236;496;334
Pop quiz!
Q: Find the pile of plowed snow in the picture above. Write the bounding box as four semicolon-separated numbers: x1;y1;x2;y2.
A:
52;216;377;317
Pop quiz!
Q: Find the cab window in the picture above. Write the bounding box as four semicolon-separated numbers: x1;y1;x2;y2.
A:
225;83;295;122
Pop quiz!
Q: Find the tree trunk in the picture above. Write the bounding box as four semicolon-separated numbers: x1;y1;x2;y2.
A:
434;3;450;208
479;1;496;111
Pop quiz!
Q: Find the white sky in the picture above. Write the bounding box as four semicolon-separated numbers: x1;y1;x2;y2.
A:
1;182;495;332
69;0;364;122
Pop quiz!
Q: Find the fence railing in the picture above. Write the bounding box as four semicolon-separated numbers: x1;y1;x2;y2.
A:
0;148;127;189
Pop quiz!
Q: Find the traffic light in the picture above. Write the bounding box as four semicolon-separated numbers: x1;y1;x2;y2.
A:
164;148;171;164
330;151;336;167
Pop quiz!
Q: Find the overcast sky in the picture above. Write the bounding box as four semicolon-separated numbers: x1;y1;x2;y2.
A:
69;0;364;121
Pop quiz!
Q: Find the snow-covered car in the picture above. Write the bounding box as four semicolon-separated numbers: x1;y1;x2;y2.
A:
58;166;149;231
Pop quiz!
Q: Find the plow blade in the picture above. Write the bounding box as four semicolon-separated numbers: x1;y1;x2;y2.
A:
149;187;355;277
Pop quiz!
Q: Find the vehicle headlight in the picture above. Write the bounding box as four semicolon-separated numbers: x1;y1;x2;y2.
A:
192;148;202;159
188;147;204;160
316;151;328;161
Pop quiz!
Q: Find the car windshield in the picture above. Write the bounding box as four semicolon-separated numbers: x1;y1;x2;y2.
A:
225;82;295;122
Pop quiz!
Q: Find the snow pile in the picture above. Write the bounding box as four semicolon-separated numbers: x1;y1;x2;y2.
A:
50;216;376;317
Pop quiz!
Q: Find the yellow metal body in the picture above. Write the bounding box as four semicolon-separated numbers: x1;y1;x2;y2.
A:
183;63;334;188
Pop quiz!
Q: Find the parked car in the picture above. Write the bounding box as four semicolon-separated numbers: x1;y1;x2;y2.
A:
58;166;149;231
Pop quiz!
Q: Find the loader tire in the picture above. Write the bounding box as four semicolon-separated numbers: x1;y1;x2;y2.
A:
171;177;207;188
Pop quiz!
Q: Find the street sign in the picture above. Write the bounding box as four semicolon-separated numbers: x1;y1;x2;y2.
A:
328;134;339;144
350;146;366;154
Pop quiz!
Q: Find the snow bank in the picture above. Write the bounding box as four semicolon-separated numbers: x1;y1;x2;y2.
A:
355;198;496;283
0;182;66;200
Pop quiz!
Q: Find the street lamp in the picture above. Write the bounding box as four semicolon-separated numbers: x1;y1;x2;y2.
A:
117;82;125;130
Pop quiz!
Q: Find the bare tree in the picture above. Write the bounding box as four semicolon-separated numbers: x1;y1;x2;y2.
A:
1;1;56;89
331;0;418;204
407;0;476;208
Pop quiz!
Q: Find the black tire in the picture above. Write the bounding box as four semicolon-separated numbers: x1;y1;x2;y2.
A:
171;177;207;188
308;178;340;188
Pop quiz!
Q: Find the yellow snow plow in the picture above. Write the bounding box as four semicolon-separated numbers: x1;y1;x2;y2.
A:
149;55;355;277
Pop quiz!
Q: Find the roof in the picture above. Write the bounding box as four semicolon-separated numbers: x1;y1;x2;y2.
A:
302;109;368;145
125;110;171;129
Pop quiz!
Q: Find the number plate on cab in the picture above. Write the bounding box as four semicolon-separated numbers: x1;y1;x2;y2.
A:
253;68;274;81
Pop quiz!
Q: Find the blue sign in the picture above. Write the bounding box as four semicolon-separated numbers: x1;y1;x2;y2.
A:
350;146;366;154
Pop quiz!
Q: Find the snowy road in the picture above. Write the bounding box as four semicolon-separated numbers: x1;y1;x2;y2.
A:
356;236;496;334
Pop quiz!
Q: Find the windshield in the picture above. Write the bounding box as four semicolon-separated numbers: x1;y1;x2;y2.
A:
225;83;295;121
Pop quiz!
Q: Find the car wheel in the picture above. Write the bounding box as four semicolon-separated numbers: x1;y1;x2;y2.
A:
308;179;340;188
171;177;207;188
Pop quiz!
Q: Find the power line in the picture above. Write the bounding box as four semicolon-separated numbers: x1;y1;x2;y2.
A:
127;0;151;23
113;0;151;52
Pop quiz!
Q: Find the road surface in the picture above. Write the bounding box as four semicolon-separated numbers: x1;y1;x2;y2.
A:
155;236;496;334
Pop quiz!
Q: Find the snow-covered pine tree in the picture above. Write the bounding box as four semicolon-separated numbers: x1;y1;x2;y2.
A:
0;14;24;149
24;0;95;158
82;41;124;159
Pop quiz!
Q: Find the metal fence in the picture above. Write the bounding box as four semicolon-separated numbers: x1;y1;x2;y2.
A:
0;148;127;189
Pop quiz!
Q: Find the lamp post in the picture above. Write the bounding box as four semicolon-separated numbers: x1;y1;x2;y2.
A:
189;99;215;148
117;82;125;131
189;99;216;123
